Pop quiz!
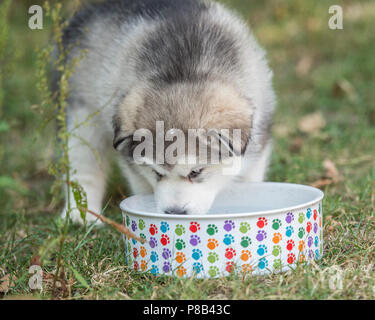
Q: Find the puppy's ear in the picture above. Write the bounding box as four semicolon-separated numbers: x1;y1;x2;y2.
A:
113;115;133;151
113;133;133;151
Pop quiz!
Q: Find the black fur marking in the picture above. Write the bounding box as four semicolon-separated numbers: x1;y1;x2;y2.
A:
62;0;208;48
136;8;240;85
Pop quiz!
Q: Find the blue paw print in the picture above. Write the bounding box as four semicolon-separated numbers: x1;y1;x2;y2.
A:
315;249;320;259
150;265;159;275
160;221;170;233
192;249;203;260
314;236;319;247
223;234;235;245
306;208;312;219
132;239;137;245
285;226;294;237
257;244;268;256
193;262;204;274
258;258;268;270
150;251;159;263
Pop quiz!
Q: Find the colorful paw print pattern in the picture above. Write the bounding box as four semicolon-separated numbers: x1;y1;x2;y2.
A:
123;202;323;278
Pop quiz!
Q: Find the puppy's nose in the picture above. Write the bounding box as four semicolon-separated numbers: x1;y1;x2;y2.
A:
164;207;187;215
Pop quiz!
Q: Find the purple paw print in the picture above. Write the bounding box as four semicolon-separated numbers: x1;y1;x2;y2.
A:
149;237;158;248
307;236;313;248
313;222;318;234
308;249;314;259
131;220;137;232
163;261;171;273
190;235;201;246
256;230;267;242
285;212;294;224
223;220;235;232
162;248;172;260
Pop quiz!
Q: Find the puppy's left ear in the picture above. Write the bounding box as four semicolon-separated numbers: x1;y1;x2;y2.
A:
113;115;133;151
113;133;133;151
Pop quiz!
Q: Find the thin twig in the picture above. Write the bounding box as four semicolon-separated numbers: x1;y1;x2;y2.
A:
80;207;146;244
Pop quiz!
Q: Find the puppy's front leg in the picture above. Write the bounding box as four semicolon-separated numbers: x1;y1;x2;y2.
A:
61;114;109;225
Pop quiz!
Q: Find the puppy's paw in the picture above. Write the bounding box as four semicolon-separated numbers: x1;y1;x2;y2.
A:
61;207;104;227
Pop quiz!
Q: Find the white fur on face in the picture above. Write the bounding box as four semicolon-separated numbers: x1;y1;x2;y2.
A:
136;159;234;215
155;169;231;215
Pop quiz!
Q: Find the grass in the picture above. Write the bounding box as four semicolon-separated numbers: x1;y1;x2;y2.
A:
1;0;375;299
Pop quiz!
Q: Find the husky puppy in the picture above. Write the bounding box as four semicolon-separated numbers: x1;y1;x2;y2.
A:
60;0;275;224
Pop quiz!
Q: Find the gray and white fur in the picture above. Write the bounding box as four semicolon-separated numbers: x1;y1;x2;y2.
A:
59;0;276;224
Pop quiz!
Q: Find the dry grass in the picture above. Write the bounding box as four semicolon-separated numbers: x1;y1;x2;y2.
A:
1;0;375;299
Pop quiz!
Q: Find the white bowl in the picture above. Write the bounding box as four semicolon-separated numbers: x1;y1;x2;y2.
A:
120;182;324;278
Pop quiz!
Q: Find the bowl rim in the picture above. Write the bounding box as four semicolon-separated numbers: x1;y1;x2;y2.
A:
120;182;324;220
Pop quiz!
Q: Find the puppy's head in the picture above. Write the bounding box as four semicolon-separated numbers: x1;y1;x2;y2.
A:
113;81;253;215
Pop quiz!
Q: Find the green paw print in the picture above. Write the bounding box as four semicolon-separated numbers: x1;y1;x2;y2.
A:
138;219;145;230
273;259;282;270
240;236;252;248
206;224;218;236
298;227;305;239
140;233;146;240
272;245;282;257
208;266;220;277
298;213;305;224
207;252;219;264
127;242;131;253
175;239;186;251
126;216;130;227
239;222;251;234
272;218;282;230
175;224;186;236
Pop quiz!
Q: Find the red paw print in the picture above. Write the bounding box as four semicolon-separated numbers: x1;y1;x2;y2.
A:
133;261;139;271
160;234;170;246
189;221;200;233
225;248;236;260
226;261;235;273
149;224;158;235
286;240;295;251
287;253;296;264
257;217;268;228
313;210;318;221
306;222;312;233
133;247;138;258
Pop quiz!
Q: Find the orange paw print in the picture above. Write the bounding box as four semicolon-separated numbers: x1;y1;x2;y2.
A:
298;240;305;252
299;254;306;263
141;260;148;271
176;266;187;277
175;252;186;264
207;238;219;250
273;232;282;244
140;246;147;258
240;250;251;262
319;216;322;228
242;264;253;274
